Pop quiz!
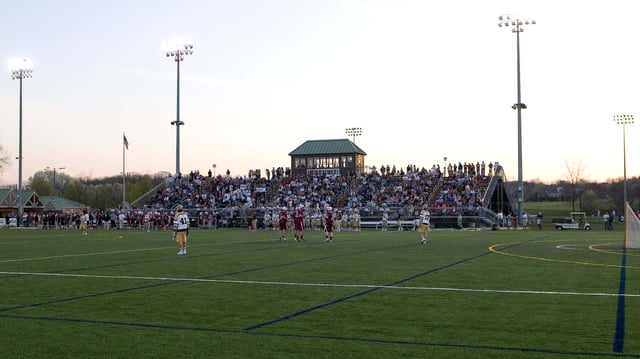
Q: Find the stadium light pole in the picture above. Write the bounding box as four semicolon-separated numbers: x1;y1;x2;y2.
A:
345;127;362;143
45;166;65;196
9;57;33;225
498;15;535;228
164;37;193;177
614;114;633;207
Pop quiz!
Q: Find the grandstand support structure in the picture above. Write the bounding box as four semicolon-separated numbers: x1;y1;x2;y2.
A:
131;181;168;208
484;165;516;218
427;180;443;207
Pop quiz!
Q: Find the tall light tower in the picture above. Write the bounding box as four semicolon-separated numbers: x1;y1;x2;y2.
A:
45;166;65;196
345;127;362;143
9;57;33;224
164;37;193;177
614;114;634;207
498;15;535;228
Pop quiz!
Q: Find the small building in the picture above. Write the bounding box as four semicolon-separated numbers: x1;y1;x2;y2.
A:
40;196;90;213
289;139;367;177
0;189;89;219
0;189;45;217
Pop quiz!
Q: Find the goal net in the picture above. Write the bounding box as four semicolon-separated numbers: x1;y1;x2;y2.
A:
626;202;640;249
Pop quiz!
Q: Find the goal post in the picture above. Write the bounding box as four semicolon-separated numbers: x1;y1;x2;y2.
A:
625;202;640;249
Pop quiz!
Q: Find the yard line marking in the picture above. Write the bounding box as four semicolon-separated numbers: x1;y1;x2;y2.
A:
0;238;263;263
1;271;638;298
0;247;172;263
555;244;584;250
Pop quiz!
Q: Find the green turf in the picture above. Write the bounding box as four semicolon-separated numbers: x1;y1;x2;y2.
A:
0;226;638;358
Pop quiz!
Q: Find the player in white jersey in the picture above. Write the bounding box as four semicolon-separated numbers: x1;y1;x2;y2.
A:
173;205;190;255
350;211;361;231
381;210;389;231
271;211;279;231
419;206;431;244
80;210;89;235
143;212;151;232
341;212;349;231
263;211;272;230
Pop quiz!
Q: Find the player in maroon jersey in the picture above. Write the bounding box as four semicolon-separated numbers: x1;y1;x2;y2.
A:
293;206;305;242
279;207;288;241
324;206;334;242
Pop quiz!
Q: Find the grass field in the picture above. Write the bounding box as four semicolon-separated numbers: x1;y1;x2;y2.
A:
1;224;638;358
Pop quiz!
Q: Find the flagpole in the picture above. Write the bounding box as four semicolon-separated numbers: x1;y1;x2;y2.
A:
122;132;126;209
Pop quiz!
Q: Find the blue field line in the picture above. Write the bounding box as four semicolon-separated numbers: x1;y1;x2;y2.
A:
243;242;521;331
612;246;627;353
2;313;638;358
0;242;416;313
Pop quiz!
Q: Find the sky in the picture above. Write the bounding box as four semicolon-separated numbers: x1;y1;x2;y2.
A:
0;0;638;186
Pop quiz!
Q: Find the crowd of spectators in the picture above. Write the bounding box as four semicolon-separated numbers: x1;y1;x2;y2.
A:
141;160;497;219
5;161;498;229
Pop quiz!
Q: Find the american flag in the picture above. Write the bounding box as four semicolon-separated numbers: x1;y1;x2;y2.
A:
123;134;129;150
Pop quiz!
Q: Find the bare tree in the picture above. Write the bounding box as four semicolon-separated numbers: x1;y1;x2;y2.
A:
565;159;589;211
0;144;9;176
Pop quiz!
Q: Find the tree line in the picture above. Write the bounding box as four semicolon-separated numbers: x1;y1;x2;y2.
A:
28;170;170;210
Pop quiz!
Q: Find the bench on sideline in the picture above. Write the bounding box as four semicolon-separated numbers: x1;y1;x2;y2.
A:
359;220;417;230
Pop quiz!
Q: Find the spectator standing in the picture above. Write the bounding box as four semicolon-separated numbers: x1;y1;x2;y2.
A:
251;211;257;232
536;212;543;230
610;210;616;230
603;212;611;230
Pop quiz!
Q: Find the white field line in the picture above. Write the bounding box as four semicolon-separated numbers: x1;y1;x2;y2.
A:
1;271;638;298
0;239;262;264
0;247;171;263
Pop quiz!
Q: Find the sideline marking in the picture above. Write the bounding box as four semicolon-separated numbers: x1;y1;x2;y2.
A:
1;271;638;298
489;243;640;269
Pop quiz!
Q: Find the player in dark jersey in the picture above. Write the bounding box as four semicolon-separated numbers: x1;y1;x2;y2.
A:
324;206;334;242
293;206;305;242
279;207;288;241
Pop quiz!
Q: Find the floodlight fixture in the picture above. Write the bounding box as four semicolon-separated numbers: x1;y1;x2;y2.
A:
9;57;33;79
164;37;194;62
345;127;362;143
